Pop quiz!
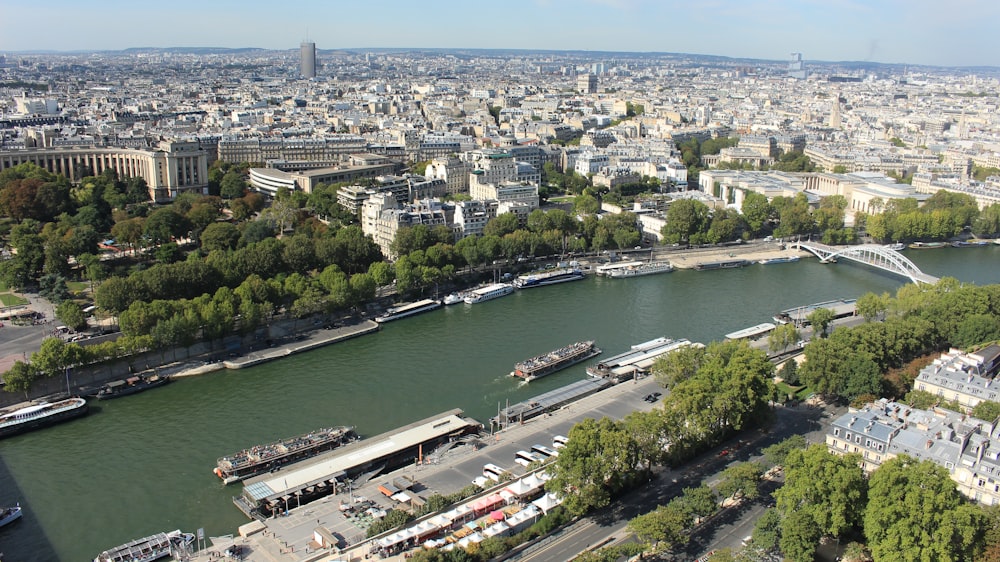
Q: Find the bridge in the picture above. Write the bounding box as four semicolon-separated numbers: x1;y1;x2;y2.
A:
792;242;940;285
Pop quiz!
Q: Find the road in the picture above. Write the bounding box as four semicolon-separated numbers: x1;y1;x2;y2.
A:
510;400;844;562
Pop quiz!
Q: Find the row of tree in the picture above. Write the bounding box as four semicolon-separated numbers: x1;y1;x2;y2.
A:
795;279;1000;402
752;443;990;561
543;340;775;518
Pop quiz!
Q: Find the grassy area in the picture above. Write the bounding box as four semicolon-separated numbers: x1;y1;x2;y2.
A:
775;381;814;401
0;292;29;307
67;281;90;294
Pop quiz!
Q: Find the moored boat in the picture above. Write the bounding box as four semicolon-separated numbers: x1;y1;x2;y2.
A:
607;260;673;278
513;268;585;288
0;503;22;529
883;242;906;251
512;341;602;382
375;299;442;323
758;256;800;265
464;283;514;304
94;529;195;562
215;425;358;484
92;374;170;400
0;397;89;439
442;293;464;306
587;338;697;381
695;259;750;270
908;241;947;249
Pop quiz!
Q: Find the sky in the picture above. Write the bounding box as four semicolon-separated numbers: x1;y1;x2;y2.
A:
0;0;996;68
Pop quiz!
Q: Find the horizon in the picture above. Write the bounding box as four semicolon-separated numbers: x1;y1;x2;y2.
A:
4;45;996;71
1;0;997;68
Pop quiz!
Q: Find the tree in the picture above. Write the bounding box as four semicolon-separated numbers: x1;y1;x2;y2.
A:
774;445;867;538
973;400;1000;422
628;503;692;553
751;508;782;554
762;435;806;467
865;456;986;562
779;509;822;562
768;323;800;354
220;170;248;199
483;213;520;238
144;208;191;245
200;222;241;252
674;485;718;520
56;300;87;332
1;361;40;398
741;192;772;236
856;292;890;322
717;462;763;502
661;199;709;244
807;308;835;338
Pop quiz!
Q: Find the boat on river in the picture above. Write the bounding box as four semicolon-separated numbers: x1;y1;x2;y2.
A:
908;241;947;249
214;425;358;484
758;256;800;265
443;293;464;306
94;529;195;562
0;503;22;529
587;337;696;381
607;260;673;277
512;341;602;382
464;283;514;304
513;268;585;288
883;242;906;251
92;374;170;400
0;397;89;439
375;299;442;323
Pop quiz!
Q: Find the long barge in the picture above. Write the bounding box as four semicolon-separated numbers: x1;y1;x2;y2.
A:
607;260;673;278
0;397;89;439
587;337;697;381
695;259;750;270
513;268;586;288
773;298;857;326
214;425;358;484
512;341;602;382
94;529;195;562
375;299;442;323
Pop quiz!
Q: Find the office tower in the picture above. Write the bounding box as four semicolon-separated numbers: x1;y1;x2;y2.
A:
788;52;806;79
577;74;597;94
300;41;316;78
829;93;842;128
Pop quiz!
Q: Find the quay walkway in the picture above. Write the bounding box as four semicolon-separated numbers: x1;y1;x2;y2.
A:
223;322;380;369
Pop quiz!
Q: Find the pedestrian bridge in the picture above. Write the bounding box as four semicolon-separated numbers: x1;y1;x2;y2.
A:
792;242;940;285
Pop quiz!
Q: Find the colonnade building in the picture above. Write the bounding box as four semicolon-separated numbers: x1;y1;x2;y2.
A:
0;140;209;202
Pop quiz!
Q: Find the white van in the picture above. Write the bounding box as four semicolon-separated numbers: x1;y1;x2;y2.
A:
483;464;507;481
514;450;542;467
531;444;558;458
552;435;569;449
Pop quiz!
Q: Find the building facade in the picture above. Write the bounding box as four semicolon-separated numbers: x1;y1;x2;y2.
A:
0;141;208;202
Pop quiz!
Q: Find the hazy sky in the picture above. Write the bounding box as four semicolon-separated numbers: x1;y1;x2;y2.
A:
1;0;996;67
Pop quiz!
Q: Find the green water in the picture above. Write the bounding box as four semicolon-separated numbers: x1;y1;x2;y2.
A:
1;247;998;560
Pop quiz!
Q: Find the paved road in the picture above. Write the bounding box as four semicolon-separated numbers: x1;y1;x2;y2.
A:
512;400;844;562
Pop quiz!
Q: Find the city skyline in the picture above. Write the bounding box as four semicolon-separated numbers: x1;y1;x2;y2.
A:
1;0;997;68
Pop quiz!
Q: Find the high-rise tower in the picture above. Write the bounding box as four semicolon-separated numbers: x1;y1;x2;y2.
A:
300;41;316;78
829;93;842;129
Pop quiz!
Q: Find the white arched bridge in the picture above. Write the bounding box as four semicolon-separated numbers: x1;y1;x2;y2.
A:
792;242;940;285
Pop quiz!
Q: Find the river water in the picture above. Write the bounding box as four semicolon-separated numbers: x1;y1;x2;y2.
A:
1;246;998;560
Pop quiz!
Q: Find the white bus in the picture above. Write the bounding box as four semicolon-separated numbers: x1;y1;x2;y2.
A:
514;450;542;467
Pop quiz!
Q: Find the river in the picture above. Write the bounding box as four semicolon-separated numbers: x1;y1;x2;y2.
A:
1;246;998;560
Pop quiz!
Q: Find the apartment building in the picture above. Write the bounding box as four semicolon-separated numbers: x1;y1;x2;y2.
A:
913;346;1000;411
827;397;1000;506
